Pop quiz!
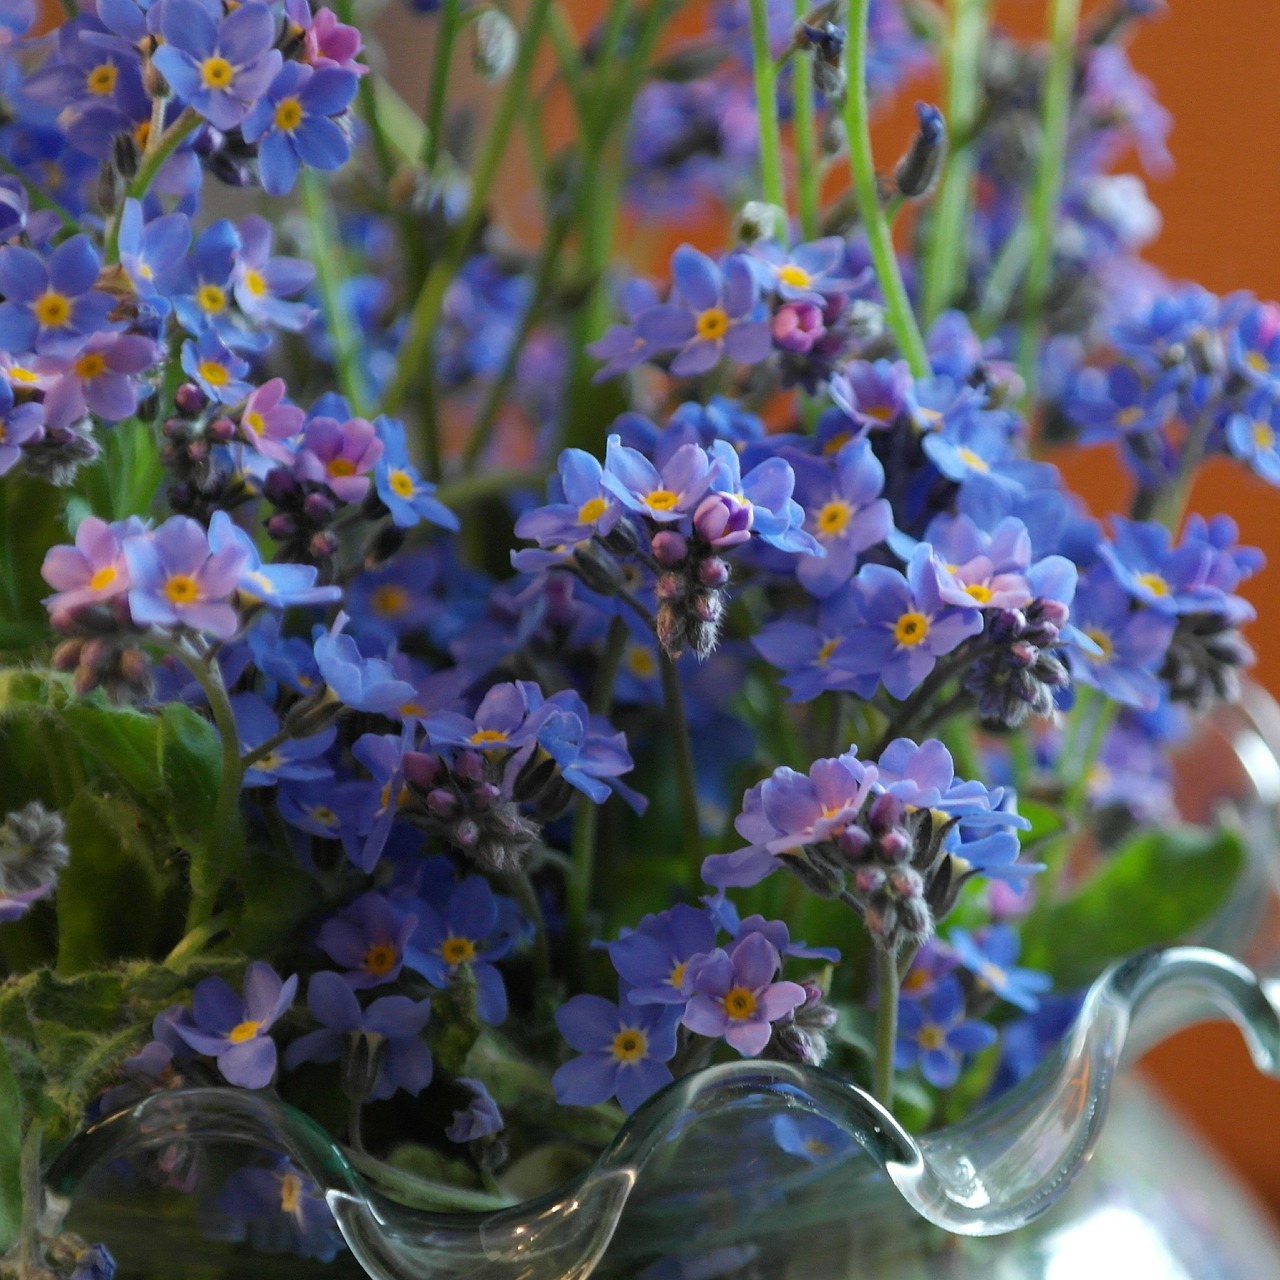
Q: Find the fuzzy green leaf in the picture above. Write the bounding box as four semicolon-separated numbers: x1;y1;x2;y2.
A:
158;702;222;853
0;1038;22;1253
1024;824;1246;989
61;703;165;809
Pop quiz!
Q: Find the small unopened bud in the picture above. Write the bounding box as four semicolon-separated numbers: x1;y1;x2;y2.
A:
403;751;443;788
426;788;457;817
471;8;518;82
894;103;946;200
303;492;337;525
454;750;485;783
655;572;683;602
693;493;752;548
772;300;826;353
697;556;730;588
453;818;481;848
207;415;236;444
143;56;170;99
650;530;689;566
174;383;207;416
112;131;140;181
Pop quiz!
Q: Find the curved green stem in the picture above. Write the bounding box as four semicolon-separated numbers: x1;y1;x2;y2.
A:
842;0;929;376
873;944;899;1110
659;651;703;874
422;0;462;170
382;0;556;423
1017;0;1081;406
920;0;989;324
792;0;820;239
748;0;786;212
104;109;200;264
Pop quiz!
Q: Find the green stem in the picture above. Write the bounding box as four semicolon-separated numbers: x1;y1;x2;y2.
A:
1016;0;1081;406
104;109;200;264
422;0;462;170
164;910;234;968
334;0;395;179
162;638;244;934
301;172;372;416
873;945;899;1110
842;0;929;376
659;651;703;872
792;0;820;239
18;1121;41;1275
506;868;552;982
382;0;556;423
975;221;1032;337
567;617;629;945
748;0;787;212
435;465;545;508
920;0;989;324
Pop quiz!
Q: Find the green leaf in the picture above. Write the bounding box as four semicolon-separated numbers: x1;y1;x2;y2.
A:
61;703;165;809
0;1038;22;1253
56;793;165;974
158;702;222;853
1023;824;1246;989
0;474;68;655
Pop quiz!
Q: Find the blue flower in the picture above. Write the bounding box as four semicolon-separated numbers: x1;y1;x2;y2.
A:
231;691;334;789
513;447;623;548
1096;516;1222;615
208;510;343;609
116;199;190;302
317;891;417;989
423;680;545;752
173;218;243;341
1225;390;1280;485
447;1078;504;1143
552;995;680;1113
947;925;1051;1013
828;359;914;434
0;235;115;356
586;278;667;381
406;876;515;1024
277;778;369;860
635;245;772;376
314;618;417;713
606;903;718;1005
175;962;297;1089
601;432;717;523
1063;362;1179;445
151;0;282;132
180;329;252;403
0;379;44;476
208;1156;344;1261
895;975;996;1088
752;585;878;703
243;61;358;196
749;237;856;303
1227;297;1280;391
771;1113;853;1164
233;214;315;330
283;971;432;1100
706;440;821;556
373;417;461;531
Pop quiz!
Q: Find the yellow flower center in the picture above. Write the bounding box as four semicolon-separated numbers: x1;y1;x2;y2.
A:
817;637;839;666
388;468;416;498
577;496;608;524
228;1019;261;1044
815;500;852;536
9;366;39;384
1136;571;1170;597
1116;406;1143;428
33;292;71;328
309;805;338;826
163;573;199;604
669;961;688;990
917;1024;946;1051
893;611;930;647
197;283;227;314
1253;420;1275;450
978;961;1006;991
695;306;729;340
88;565;118;591
645;489;680;512
957;447;989;473
364;944;398;976
371;584;408;616
723;987;757;1020
243;268;268;296
441;936;476;965
612;1028;647;1062
964;582;993;604
470;728;509;744
243;409;265;434
804;1138;833;1158
777;263;812;289
327;457;356;477
74;352;107;379
254;751;283;772
280;1172;303;1214
821;430;852;456
625;645;656;677
197;360;229;387
133;119;151;150
1083;626;1114;663
1246;350;1270;374
200;56;234;89
274;96;304;131
86;62;118;95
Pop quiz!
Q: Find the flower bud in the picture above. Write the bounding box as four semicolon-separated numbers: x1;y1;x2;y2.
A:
454;750;485;782
733;201;787;245
894;103;947;200
693;493;752;548
650;530;689;566
174;383;207;416
772;301;827;353
403;751;443;788
471;8;518;82
697;556;730;588
426;788;457;817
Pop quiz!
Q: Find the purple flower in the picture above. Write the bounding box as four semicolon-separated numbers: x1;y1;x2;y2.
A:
175;962;297;1088
637;246;772;376
423;680;545;752
0;378;43;476
41;515;143;624
0;235;115;357
294;414;383;503
0;882;53;923
706;440;820;556
895;975;996;1088
232;215;315;330
240;378;305;462
38;332;159;426
406;876;514;1025
313;624;416;715
243;61;357;196
702;750;878;889
829;359;913;432
447;1078;504;1143
606;903;718;1005
586;278;666;381
948;925;1051;1014
283;971;433;1100
874;737;1027;832
841;546;985;700
552;995;680;1113
533;691;646;811
601;432;718;523
788;440;893;596
151;0;282;132
123;515;249;639
681;932;806;1057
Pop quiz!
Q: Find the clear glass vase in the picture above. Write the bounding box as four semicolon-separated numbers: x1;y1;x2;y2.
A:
40;692;1280;1280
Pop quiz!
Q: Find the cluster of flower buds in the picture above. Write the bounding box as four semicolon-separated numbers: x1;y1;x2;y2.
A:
1159;610;1255;710
161;384;249;521
762;979;839;1067
52;631;153;702
262;465;344;570
964;598;1071;728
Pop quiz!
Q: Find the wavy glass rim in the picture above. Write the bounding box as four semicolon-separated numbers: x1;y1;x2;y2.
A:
42;944;1280;1279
